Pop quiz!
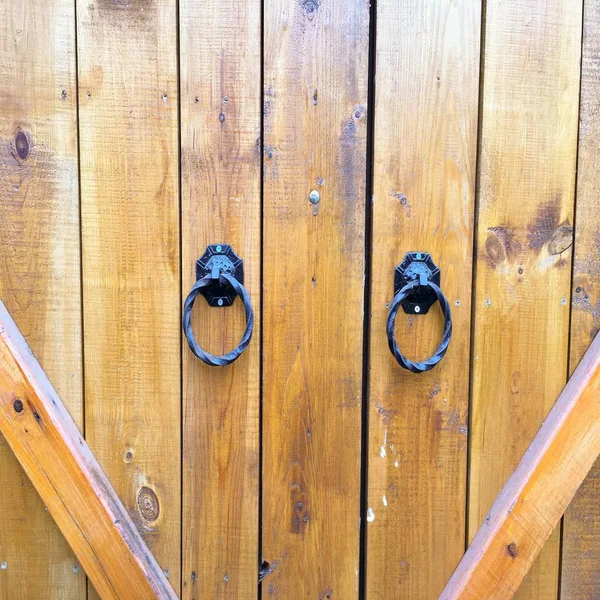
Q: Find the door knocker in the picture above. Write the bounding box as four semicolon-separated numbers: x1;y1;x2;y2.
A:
387;252;452;373
183;244;254;366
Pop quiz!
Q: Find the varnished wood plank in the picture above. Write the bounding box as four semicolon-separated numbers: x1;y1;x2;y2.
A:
76;1;181;595
0;1;84;597
0;300;177;600
366;2;480;598
561;0;600;596
440;331;600;600
180;0;261;597
468;1;582;597
261;0;369;596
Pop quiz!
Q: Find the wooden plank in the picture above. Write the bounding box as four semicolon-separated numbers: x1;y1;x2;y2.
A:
366;2;480;597
179;0;260;597
0;1;84;597
440;331;600;600
0;300;177;600
261;0;369;596
76;1;181;595
561;0;600;596
468;1;582;597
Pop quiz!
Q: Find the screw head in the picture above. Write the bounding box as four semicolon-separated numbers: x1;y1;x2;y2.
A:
217;299;224;306
309;190;320;204
1;562;6;570
13;399;23;413
216;245;222;252
414;305;421;313
416;253;422;260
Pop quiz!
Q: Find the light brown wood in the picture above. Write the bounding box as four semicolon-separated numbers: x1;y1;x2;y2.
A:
561;0;600;596
0;1;84;597
76;1;181;595
261;0;369;595
366;2;480;597
180;0;261;597
0;299;177;600
440;331;600;600
468;1;582;597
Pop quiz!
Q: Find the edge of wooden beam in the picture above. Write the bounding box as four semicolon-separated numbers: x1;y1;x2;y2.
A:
0;299;177;600
440;331;600;599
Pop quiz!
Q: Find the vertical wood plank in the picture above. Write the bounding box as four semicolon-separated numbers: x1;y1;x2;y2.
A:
0;1;84;598
468;1;582;598
180;0;261;597
366;2;480;598
261;0;369;596
561;0;600;596
76;0;181;595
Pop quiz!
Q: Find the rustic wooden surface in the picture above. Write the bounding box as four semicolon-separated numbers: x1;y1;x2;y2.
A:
180;0;261;597
367;1;480;597
77;1;181;596
0;1;84;597
440;331;600;600
468;1;582;598
561;0;600;596
261;0;369;596
0;300;177;600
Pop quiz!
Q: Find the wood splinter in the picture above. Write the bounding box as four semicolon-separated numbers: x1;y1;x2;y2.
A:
0;299;177;600
440;331;600;599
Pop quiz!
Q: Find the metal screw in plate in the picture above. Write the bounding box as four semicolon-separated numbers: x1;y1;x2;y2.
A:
309;190;320;204
216;245;222;252
414;306;421;313
1;562;6;570
217;299;224;306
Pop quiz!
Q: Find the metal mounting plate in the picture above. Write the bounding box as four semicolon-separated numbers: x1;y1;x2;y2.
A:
394;252;440;314
196;244;244;307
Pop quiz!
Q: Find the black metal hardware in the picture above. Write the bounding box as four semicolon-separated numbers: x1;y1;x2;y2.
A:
387;252;452;373
183;245;254;366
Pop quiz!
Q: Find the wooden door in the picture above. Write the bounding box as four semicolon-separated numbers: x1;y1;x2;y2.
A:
2;1;600;599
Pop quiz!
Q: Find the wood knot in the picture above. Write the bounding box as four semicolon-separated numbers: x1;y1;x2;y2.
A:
15;131;30;160
137;486;160;522
13;398;24;413
507;542;518;559
548;224;573;255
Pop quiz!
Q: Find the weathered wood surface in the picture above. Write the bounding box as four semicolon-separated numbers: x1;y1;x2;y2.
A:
367;1;480;597
180;0;261;596
261;0;369;596
468;0;582;597
0;1;84;597
77;0;181;595
0;300;177;600
561;0;600;596
440;331;600;600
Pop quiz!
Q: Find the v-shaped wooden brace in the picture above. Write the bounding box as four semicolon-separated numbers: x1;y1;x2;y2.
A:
441;331;600;599
0;300;177;600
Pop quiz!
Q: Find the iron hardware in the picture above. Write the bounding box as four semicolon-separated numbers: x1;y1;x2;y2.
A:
183;245;254;366
387;252;452;373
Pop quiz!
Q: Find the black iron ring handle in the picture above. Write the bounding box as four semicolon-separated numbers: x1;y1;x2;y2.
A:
386;279;452;373
183;273;254;366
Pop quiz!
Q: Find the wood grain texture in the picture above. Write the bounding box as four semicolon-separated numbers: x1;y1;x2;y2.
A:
468;1;582;598
180;0;261;597
261;0;369;596
76;1;181;595
366;2;480;597
561;0;600;596
0;300;177;600
0;1;84;597
440;331;600;600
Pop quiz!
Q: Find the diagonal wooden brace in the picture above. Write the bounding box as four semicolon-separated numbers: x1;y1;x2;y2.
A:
0;300;177;600
440;331;600;599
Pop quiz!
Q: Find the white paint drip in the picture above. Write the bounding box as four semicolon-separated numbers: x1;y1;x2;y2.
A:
367;508;375;522
382;495;388;507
